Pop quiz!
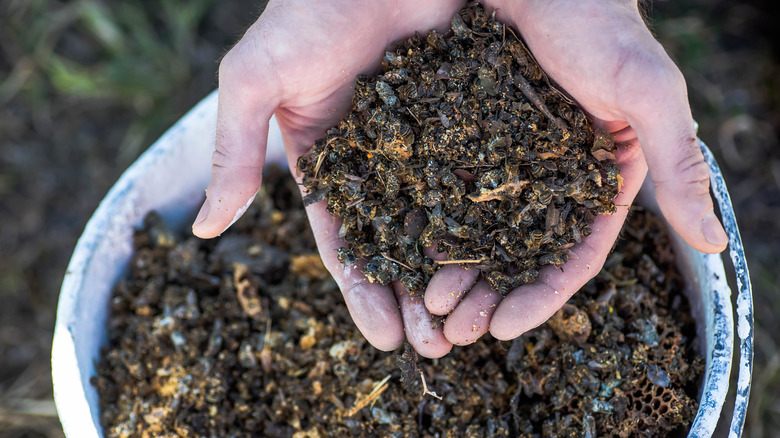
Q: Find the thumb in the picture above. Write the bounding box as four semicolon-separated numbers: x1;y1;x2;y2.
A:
192;45;281;238
624;63;728;253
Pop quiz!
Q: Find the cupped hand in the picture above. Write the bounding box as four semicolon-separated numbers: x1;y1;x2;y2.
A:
426;0;729;344
192;0;468;357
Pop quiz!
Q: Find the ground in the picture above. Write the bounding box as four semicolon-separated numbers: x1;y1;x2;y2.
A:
0;1;777;437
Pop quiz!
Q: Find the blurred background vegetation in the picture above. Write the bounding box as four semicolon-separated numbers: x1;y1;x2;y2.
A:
0;0;777;436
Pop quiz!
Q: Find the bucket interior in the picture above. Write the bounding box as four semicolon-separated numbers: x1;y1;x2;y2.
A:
52;90;742;437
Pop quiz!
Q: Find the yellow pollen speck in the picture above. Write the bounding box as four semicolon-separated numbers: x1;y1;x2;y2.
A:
472;325;479;332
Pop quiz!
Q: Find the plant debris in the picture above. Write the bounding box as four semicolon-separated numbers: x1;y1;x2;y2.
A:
297;3;621;294
93;165;702;437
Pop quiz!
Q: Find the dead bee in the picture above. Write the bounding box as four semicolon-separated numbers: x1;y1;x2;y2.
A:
426;30;447;52
462;204;481;225
495;55;512;78
425;173;440;189
525;229;544;252
386;198;408;217
362;261;389;284
375;81;397;107
356;202;376;219
604;163;620;187
354;243;377;259
326;195;348;217
397;83;419;102
486;271;511;296
405;247;423;269
450;12;470;39
419;189;444;208
478;169;504;190
557;103;573;122
538;252;568;267
362;256;400;285
399;271;425;292
337;248;357;266
396;122;415;146
382;68;408;84
440;171;466;197
445;217;477;239
449;61;470;79
339;180;363;201
514;268;539;285
535;183;554;207
528;162;545;179
419;64;435;84
419;223;440;248
484;136;509;164
384;173;400;199
383;51;404;68
426;204;446;231
421;257;437;276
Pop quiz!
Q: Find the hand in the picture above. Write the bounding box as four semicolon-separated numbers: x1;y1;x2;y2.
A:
425;0;729;345
191;0;468;357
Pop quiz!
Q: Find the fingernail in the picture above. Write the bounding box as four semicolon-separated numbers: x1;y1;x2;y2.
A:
702;211;728;249
193;200;210;226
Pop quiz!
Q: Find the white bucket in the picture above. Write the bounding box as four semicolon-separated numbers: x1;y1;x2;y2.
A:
51;90;753;437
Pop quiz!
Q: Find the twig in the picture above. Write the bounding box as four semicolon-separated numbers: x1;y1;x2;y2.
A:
344;375;392;417
514;72;571;136
382;253;415;271
434;259;484;265
419;370;442;400
346;196;366;208
407;107;422;126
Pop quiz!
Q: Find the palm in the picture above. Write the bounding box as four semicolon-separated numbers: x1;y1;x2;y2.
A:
261;1;467;159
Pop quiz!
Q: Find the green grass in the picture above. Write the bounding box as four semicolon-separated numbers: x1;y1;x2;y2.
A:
1;0;258;164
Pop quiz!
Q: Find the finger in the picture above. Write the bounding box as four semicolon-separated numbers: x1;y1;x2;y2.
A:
302;200;405;351
192;40;281;238
424;264;480;316
442;281;501;346
617;55;727;253
393;283;452;359
306;202;405;352
490;143;647;340
422;243;479;316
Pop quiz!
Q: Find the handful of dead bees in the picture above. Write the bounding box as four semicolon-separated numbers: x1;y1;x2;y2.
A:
298;3;621;294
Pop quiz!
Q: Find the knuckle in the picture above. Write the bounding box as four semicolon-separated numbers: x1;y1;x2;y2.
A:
218;37;262;85
218;48;243;84
673;144;711;195
613;46;686;104
210;148;231;168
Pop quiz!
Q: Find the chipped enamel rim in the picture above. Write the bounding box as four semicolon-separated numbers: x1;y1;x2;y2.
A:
51;90;751;437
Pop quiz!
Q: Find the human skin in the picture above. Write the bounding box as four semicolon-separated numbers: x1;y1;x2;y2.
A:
192;0;728;357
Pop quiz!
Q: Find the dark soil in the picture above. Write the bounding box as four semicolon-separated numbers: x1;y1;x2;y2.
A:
93;166;701;438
